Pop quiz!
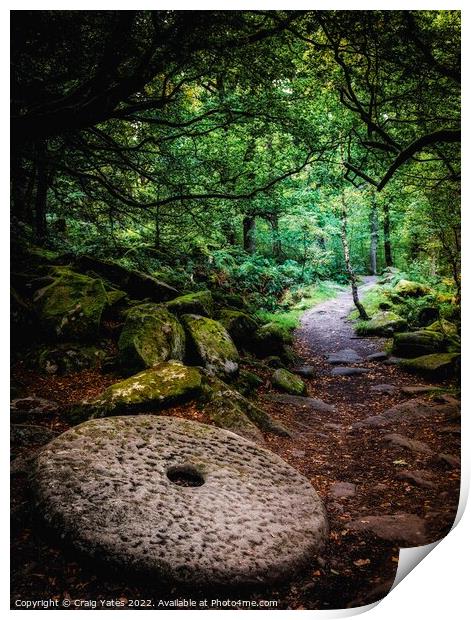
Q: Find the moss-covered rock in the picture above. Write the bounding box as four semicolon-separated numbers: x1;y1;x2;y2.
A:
218;309;259;349
394;279;431;297
399;353;460;378
166;290;214;317
271;368;307;396
37;344;106;375
75;255;179;302
253;322;293;357
234;369;264;397
33;267;112;341
201;376;290;441
72;362;202;421
181;314;239;379
356;311;408;336
392;330;446;358
118;303;185;372
426;319;459;338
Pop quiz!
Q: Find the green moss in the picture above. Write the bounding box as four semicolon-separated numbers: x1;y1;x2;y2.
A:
399;353;460;378
394;279;431;297
355;311;408;336
392;330;446;357
166;290;214;317
234;369;263;396
33;266;109;340
271;368;307;396
118;303;185;372
201;376;290;439
426;319;458;337
181;314;239;378
73;362;202;421
257;281;342;332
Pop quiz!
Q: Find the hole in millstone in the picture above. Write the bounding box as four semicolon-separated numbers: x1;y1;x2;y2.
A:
166;465;205;487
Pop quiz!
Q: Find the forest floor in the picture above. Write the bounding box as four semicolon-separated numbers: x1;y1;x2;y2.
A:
10;277;460;610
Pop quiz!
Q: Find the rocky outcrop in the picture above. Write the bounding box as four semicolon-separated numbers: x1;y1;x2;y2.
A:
166;290;214;317
181;314;239;379
75;255;179;301
33;267;120;341
118;303;185;372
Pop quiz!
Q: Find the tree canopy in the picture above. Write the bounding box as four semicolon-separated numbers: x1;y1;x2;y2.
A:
11;10;460;304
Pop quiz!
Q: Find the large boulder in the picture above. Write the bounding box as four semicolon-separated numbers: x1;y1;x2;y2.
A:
181;314;239;379
394;279;431;298
253;322;292;357
72;362;202;421
399;353;460;378
33;267;118;341
356;311;408;336
218;309;259;349
118;303;185;372
33;415;328;585
166;290;214;318
392;330;446;357
272;368;307;396
75;255;179;302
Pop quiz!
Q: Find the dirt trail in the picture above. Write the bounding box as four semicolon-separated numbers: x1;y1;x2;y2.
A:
256;275;460;606
297;275;380;359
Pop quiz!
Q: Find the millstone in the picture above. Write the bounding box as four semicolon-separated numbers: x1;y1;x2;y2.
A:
33;415;328;585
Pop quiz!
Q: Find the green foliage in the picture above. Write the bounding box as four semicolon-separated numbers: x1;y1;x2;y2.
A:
256;281;342;332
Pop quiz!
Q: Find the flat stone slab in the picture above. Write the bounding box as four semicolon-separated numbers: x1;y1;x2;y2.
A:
264;393;336;413
383;433;433;454
366;352;388;362
397;470;436;490
370;384;399;395
352;397;460;430
347;513;427;546
330;481;356;498
33;416;328;585
292;365;315;378
331;367;369;377
327;349;362;364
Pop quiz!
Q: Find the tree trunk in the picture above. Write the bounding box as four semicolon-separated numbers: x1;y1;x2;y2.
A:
243;215;256;254
268;213;282;259
383;201;393;267
34;141;49;241
340;195;369;320
370;196;379;275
